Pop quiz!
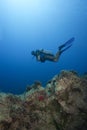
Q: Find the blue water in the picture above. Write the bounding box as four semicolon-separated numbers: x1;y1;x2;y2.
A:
0;0;87;94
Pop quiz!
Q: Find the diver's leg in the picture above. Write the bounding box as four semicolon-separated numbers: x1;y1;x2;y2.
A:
59;37;75;50
59;44;72;54
54;40;73;61
53;51;61;61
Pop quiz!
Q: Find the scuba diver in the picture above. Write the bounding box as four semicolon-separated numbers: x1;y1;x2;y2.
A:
31;37;75;63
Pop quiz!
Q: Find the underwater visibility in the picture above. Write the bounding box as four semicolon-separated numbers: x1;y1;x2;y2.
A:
0;0;87;94
0;0;87;130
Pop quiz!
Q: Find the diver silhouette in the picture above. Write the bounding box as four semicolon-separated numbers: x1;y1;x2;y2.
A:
31;37;75;62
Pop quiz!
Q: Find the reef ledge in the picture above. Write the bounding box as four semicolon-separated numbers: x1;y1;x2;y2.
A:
0;70;87;130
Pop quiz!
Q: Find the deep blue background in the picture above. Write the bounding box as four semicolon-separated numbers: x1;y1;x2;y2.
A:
0;0;87;94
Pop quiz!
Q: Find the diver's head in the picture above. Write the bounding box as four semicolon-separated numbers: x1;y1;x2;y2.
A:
31;51;36;56
31;50;40;56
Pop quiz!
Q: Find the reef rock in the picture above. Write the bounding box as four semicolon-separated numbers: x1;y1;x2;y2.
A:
0;70;87;130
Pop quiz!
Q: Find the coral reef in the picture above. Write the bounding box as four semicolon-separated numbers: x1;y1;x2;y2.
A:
0;70;87;130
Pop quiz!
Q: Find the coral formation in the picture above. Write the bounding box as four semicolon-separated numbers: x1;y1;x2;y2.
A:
0;70;87;130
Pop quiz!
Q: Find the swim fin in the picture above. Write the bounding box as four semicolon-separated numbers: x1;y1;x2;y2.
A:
59;44;72;55
59;37;75;50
